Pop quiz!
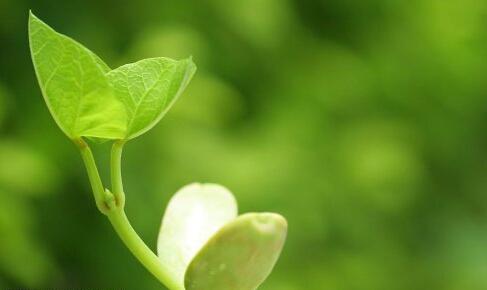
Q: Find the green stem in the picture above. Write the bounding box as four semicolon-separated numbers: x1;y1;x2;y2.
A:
76;139;179;289
107;208;180;289
111;140;126;207
75;138;108;214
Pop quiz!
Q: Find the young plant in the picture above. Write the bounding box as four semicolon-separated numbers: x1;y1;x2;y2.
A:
29;11;287;290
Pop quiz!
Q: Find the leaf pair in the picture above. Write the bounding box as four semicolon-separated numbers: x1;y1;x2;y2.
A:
29;12;196;140
158;183;287;290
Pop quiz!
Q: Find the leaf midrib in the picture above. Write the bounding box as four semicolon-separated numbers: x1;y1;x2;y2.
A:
125;62;175;135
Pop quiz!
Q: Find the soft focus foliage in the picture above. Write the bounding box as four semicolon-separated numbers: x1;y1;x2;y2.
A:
1;0;487;289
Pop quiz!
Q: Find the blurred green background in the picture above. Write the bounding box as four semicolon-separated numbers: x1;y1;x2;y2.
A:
1;0;487;289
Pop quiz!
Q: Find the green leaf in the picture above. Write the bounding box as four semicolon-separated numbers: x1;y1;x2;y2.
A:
29;12;126;139
107;57;196;139
185;213;287;290
157;183;237;289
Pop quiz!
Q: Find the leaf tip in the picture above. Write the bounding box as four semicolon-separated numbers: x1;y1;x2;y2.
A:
252;212;288;235
184;55;197;72
28;10;49;38
28;10;40;24
28;10;35;31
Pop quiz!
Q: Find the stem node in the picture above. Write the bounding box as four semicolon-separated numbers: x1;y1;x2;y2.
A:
76;139;178;288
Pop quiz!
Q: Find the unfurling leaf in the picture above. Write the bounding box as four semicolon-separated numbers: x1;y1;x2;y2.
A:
107;57;196;139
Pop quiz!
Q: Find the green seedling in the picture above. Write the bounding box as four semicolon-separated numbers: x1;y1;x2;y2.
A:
29;11;287;290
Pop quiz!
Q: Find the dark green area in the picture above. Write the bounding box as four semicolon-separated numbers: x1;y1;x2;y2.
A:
1;0;487;289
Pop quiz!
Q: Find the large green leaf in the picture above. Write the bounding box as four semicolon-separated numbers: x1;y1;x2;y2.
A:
157;183;237;289
29;12;126;139
185;213;287;290
107;57;196;139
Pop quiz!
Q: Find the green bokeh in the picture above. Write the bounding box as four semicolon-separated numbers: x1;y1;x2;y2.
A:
1;0;487;289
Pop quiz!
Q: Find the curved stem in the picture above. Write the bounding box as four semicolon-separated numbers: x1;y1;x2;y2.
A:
75;138;108;214
111;140;126;207
108;140;179;289
76;139;179;289
107;208;180;290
